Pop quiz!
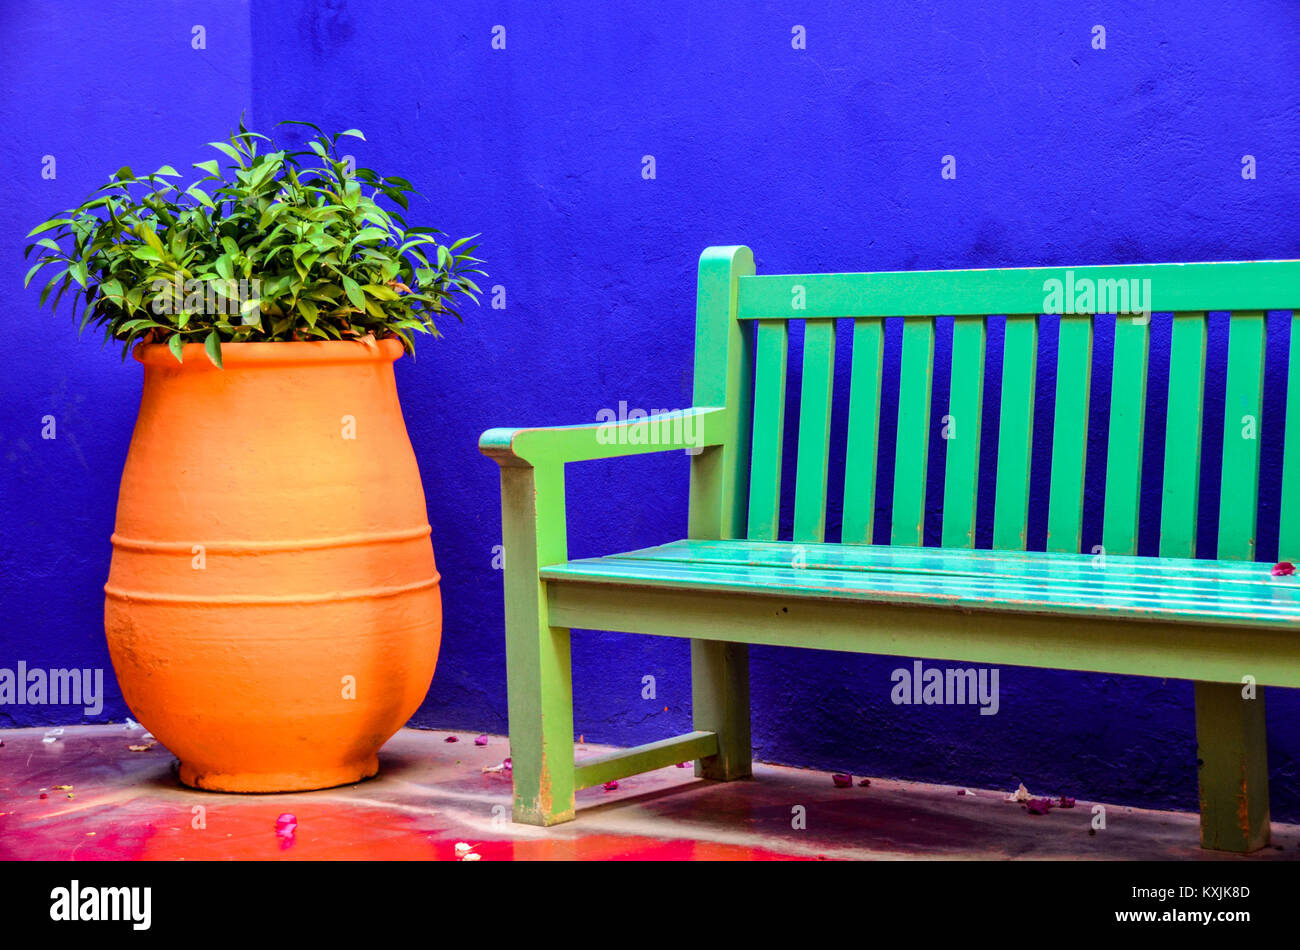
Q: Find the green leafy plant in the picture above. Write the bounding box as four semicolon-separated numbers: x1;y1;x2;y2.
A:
24;119;485;367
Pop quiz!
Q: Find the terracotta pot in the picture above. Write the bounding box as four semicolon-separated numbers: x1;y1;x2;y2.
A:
104;340;441;792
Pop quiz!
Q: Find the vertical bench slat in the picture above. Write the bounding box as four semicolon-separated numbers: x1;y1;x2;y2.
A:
1217;311;1267;560
891;316;936;546
792;319;837;542
1046;315;1094;553
841;317;884;544
746;320;789;540
940;316;987;548
1158;312;1208;558
1102;316;1151;556
1280;311;1300;558
992;316;1038;550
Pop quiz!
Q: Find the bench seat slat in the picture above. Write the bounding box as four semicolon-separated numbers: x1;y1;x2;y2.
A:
541;540;1300;628
567;538;1290;587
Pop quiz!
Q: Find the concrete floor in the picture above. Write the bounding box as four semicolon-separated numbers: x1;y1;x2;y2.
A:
1;723;1296;860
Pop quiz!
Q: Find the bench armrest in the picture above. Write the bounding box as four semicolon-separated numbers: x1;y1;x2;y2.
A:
479;406;728;468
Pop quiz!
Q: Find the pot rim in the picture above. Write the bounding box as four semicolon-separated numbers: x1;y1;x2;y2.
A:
134;337;405;367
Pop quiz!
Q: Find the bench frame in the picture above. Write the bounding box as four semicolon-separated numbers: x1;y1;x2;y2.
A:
481;246;1300;851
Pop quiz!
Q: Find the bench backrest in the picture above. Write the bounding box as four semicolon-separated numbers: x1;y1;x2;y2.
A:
688;245;1300;563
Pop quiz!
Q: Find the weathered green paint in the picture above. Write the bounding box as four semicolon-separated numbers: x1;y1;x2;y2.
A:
841;318;884;544
1046;315;1093;553
992;316;1037;550
891;316;935;546
793;319;836;542
941;316;986;548
481;246;1300;849
1194;681;1270;852
496;461;575;825
574;730;718;789
691;639;752;781
1158;313;1207;559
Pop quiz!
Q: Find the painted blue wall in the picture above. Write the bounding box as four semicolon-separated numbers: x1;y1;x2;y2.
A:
4;1;1300;821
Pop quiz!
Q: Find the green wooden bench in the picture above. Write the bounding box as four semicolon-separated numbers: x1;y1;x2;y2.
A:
480;246;1300;851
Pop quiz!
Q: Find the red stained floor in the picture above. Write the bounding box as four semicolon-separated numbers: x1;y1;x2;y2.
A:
1;724;1296;861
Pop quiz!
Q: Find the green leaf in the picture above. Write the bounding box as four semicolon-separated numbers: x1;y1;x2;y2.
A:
341;275;365;310
27;218;73;237
204;330;223;368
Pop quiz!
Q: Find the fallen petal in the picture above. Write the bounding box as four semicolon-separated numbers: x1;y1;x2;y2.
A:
831;773;853;788
1005;782;1032;803
1058;795;1076;809
1025;798;1054;815
454;842;473;856
444;736;459;743
603;781;619;791
858;778;872;787
275;813;297;836
1273;561;1296;576
462;852;482;861
474;735;489;746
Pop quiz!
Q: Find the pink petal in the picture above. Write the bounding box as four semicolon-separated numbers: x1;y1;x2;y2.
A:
1025;798;1054;815
603;781;619;791
474;735;489;746
858;778;872;787
1274;561;1296;576
1058;795;1076;808
675;762;690;768
831;773;852;788
444;736;459;743
275;813;297;836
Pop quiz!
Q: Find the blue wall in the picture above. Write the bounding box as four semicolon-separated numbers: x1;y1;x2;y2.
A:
5;0;1300;820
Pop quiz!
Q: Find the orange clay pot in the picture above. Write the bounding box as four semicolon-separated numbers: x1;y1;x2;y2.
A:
104;339;441;792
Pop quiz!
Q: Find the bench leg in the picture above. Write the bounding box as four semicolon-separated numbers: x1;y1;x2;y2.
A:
692;640;752;780
500;463;575;826
1193;681;1270;852
506;620;576;825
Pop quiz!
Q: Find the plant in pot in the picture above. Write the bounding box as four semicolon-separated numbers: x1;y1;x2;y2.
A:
24;120;483;792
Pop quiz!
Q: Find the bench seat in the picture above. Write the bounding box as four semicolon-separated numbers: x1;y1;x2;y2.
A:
544;539;1300;629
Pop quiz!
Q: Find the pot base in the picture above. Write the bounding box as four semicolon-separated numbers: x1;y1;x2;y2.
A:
178;755;380;793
